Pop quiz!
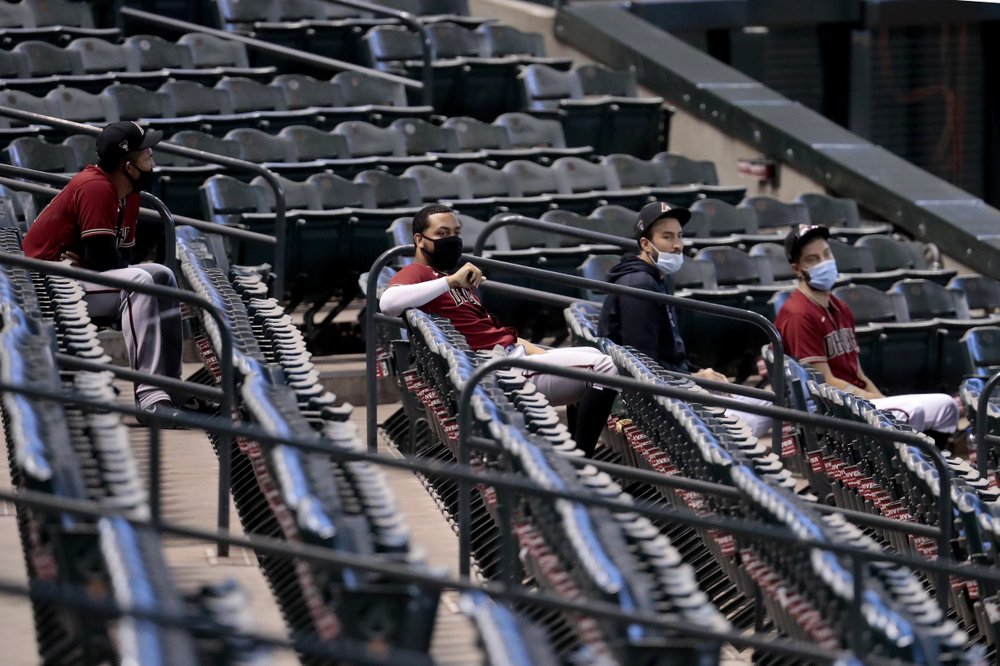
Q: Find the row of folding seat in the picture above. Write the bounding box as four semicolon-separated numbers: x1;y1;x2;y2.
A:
569;312;980;662
175;226;440;654
400;307;730;662
0;0;120;48
0;228;262;664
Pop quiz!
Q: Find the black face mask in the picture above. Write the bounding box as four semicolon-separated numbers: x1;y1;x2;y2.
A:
128;163;158;193
423;235;463;273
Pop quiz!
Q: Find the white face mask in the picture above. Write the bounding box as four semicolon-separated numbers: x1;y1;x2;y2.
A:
652;248;684;275
805;258;838;291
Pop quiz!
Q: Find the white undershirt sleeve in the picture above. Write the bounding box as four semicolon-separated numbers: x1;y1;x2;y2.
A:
379;277;451;316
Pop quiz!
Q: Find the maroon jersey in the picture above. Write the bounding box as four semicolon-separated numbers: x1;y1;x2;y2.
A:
23;165;138;261
775;289;866;388
388;263;517;350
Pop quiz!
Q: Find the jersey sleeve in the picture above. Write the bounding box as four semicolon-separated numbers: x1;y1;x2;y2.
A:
388;263;435;287
778;309;828;364
75;179;121;240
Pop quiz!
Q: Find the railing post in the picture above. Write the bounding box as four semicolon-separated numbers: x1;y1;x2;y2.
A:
975;370;1000;477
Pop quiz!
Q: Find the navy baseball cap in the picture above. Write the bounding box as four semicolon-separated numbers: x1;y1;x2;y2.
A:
96;121;163;162
784;224;831;263
634;201;692;240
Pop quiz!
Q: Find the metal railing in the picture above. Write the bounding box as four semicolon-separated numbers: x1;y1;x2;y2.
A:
472;213;639;255
976;369;1000;476
0;107;289;299
0;251;237;556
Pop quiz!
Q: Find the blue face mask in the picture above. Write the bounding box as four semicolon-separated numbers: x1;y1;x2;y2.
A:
654;249;684;275
805;258;838;291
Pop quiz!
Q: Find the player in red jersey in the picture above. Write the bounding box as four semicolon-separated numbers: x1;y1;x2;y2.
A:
380;204;618;455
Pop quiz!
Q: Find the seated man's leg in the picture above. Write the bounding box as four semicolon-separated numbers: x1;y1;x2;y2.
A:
522;347;618;455
728;395;774;438
133;263;183;386
523;346;618;406
870;393;959;433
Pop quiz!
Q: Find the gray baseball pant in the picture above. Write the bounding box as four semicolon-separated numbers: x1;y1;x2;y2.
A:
79;263;183;409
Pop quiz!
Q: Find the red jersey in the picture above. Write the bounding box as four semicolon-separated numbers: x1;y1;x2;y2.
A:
388;263;517;351
22;165;139;261
775;289;865;388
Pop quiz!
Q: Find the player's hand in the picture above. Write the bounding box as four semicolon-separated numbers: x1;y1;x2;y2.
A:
447;262;485;289
60;251;83;267
694;368;730;383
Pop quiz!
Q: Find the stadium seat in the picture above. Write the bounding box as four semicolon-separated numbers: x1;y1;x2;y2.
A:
855;234;957;285
474;23;571;69
961;326;1000;378
748;242;796;283
354;169;422;208
101;82;172;123
200;173;269;227
44;85;113;122
176;32;276;81
577;253;620;301
252;174;318;211
389;117;486;166
452;161;551;218
796;191;891;239
30;0;100;28
590;204;641;238
833;283;938;393
493;112;591;161
738;195;809;232
652;151;719;185
333;71;435;124
61;133;96;167
540;209;620;239
601;154;702;207
11;39;114;94
426;22;519;118
308;172;377;209
949;274;1000;316
216;76;321;130
442;115;547;165
501;159;599;214
401;164;473;202
692;246;775;292
361;25;461;109
278;124;352;162
551;156;652;210
688;198;760;238
333;120;434;172
4;135;79;173
154;130;238;218
65;37;168;89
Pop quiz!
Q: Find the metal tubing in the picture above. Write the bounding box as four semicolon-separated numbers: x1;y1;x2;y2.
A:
55;353;225;403
149;423;161;529
472;213;638;255
454;355;954;613
0;378;988;588
0;107;288;299
975;370;1000;476
0;251;236;556
119;6;421;90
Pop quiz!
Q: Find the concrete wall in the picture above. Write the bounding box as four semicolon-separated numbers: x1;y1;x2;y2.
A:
470;0;827;201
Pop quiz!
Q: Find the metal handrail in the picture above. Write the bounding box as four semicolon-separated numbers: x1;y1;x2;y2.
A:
976;369;1000;476
1;374;988;660
0;251;237;557
0;107;289;299
453;356;956;616
119;6;421;91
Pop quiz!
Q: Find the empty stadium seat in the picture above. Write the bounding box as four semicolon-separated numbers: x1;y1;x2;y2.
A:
494;112;591;161
540;208;620;239
361;24;461;110
402;164;474;204
452;161;551;217
601;154;702;207
551;156;651;210
590;204;642;238
949;274;1000;316
65;37;168;89
502;159;600;214
277;124;352;162
4;135;78;173
796;191;891;239
748;242;796;282
333;71;435;124
855;234;957;285
739;194;809;231
355;169;422;208
389;117;486;165
333;120;433;172
426;21;519;118
653;151;719;185
576;253;620;301
309;171;377;209
474;23;571;69
177;32;276;81
961;326;1000;378
688;198;760;238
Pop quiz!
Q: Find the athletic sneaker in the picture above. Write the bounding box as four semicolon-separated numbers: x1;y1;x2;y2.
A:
135;400;193;429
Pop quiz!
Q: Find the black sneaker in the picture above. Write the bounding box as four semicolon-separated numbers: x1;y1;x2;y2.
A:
135;400;192;429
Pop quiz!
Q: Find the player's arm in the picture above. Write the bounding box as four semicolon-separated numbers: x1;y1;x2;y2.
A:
854;368;885;399
81;234;125;272
805;360;882;400
76;182;125;272
379;263;485;316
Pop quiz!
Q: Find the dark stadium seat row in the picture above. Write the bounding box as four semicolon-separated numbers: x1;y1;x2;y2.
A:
175;226;441;655
564;302;985;659
0;0;120;48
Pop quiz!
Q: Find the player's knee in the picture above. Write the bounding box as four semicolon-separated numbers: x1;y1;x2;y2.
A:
593;354;618;376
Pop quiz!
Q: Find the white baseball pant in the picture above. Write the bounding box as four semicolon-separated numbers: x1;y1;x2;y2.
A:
519;346;619;406
79;263;183;409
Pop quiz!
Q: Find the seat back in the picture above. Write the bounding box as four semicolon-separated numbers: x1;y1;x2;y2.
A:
355;170;421;207
278;125;349;161
5;136;77;172
307;172;377;208
159;79;233;115
66;38;129;73
494;112;567;148
30;0;95;27
200;174;269;225
251;174;318;210
948;274;1000;314
391;117;460;154
541;209;615;238
502;160;559;197
333;120;405;157
591;204;639;237
427;22;480;58
0;50;28;80
961;326;1000;377
575;63;637;97
577;253;620;301
832;284;910;324
748;242;794;281
671;256;718;290
166;130;242;165
890;278;970;320
0;89;52;123
443;116;511;150
826;238;876;274
14;40;83;76
225;128;292;163
271;73;343;109
178;32;251;68
452;162;511;198
653;151;719;185
739;195;809;230
797;192;860;227
520;64;581;108
601;154;667;189
0;1;32;29
769;288;796;318
476;24;545;58
552;156;609;194
362;25;421;69
45;86;112;122
689;198;759;236
123;34;194;71
62;134;97;168
693;246;774;286
855;235;928;271
216;76;287;112
334;71;410;107
102;83;169;120
402;165;471;201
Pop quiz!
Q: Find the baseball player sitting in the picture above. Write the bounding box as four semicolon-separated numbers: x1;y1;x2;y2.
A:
379;204;619;455
775;224;959;435
22;122;190;427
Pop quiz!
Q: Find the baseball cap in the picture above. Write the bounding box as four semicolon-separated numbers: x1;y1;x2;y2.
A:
634;201;692;240
784;223;831;263
96;121;163;163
